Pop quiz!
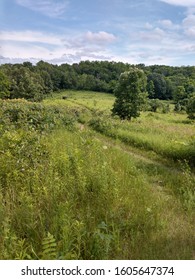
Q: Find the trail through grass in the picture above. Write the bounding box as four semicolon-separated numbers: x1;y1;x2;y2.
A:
47;128;195;259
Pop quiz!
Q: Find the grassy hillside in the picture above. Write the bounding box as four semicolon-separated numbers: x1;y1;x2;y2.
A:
44;90;114;111
46;90;195;165
0;92;194;260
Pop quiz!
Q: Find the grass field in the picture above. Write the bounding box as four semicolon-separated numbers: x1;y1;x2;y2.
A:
44;90;114;111
0;91;194;260
46;90;195;165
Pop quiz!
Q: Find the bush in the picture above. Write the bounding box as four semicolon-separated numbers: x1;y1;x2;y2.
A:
186;95;195;120
148;99;161;112
0;100;77;132
89;116;115;134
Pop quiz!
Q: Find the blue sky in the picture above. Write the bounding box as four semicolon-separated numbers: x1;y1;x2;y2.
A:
0;0;195;65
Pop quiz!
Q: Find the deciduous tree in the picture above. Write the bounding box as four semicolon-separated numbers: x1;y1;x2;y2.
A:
112;68;147;120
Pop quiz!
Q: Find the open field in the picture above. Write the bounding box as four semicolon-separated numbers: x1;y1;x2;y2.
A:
45;90;195;165
44;90;115;112
0;91;194;260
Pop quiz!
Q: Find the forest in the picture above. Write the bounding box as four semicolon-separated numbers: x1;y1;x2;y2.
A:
0;61;195;115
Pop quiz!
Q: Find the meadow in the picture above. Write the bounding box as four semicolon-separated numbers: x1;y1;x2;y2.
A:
0;91;194;260
46;91;195;165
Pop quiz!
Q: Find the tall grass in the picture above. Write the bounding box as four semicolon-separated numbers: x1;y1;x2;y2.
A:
0;127;194;259
0;96;194;260
89;112;195;165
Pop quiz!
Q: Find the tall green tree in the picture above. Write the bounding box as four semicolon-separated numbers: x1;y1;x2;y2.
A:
9;66;44;101
173;86;187;103
0;70;10;99
147;80;155;98
112;68;147;120
147;73;167;99
186;94;195;119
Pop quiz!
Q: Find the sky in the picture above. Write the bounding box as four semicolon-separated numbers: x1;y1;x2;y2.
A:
0;0;195;66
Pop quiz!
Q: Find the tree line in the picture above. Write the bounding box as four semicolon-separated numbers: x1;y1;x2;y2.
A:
0;60;194;114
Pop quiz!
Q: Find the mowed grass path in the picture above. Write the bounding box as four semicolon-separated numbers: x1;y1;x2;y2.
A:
48;128;195;259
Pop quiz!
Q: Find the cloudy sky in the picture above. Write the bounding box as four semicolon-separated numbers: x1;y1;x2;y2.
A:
0;0;195;65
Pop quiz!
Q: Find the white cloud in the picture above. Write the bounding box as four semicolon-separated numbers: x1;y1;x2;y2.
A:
0;30;63;45
0;42;52;59
185;27;195;37
119;21;195;66
111;48;175;66
159;19;180;30
0;29;115;64
145;23;153;30
140;27;165;41
0;29;117;60
15;0;69;17
84;31;117;44
160;0;195;7
160;19;173;28
182;14;195;38
183;14;195;26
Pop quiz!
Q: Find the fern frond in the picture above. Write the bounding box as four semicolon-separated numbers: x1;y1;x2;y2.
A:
41;232;57;260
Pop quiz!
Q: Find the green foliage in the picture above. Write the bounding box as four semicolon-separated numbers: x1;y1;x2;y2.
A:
88;104;195;166
186;94;195;119
89;115;117;136
174;102;182;112
0;61;195;101
9;66;44;101
161;103;170;114
112;68;148;120
148;99;170;113
173;86;187;103
147;80;155;98
0;99;77;132
147;73;167;99
41;233;57;260
178;161;195;211
0;70;10;99
148;99;161;112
